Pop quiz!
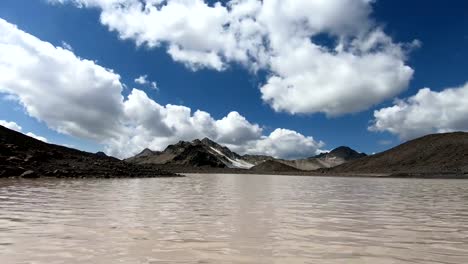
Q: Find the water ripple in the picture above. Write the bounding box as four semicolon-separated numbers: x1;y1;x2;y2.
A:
0;175;468;263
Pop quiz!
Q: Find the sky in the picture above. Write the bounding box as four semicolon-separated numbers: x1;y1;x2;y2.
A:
0;0;467;159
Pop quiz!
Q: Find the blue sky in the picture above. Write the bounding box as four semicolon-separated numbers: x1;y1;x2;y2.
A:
0;0;467;158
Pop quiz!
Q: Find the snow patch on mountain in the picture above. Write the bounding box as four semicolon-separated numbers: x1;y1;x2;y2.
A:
209;147;254;169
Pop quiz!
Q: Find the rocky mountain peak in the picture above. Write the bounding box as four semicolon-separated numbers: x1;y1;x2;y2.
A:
139;148;156;156
330;146;367;160
165;141;193;154
200;137;219;147
191;139;203;145
95;151;108;157
316;146;366;160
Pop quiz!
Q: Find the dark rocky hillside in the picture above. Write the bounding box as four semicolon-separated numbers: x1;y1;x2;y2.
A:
0;125;177;178
250;160;302;173
242;154;275;165
328;132;468;176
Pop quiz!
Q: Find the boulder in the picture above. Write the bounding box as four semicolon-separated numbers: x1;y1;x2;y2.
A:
0;166;25;177
7;156;23;163
20;170;39;179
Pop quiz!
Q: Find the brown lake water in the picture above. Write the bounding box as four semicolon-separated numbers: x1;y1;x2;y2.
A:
1;174;468;263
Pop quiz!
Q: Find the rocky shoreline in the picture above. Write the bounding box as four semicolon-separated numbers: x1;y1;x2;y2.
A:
148;164;468;179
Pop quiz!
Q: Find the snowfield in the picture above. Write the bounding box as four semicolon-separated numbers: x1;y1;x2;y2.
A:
209;147;254;169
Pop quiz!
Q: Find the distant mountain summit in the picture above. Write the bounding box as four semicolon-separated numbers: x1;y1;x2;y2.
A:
138;148;160;158
269;146;366;171
125;148;160;163
126;138;255;169
316;146;367;160
126;138;365;171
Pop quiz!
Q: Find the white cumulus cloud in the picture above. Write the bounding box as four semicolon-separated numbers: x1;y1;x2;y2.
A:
134;75;148;85
0;18;125;141
25;132;49;143
234;128;325;160
260;31;415;116
370;83;468;140
0;120;22;132
0;18;323;159
0;119;48;142
50;0;416;116
135;74;158;89
61;41;73;51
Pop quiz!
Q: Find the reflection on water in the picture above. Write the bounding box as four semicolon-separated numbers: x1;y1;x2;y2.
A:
1;174;468;263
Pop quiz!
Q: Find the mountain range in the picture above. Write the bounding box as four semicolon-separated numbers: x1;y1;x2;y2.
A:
125;133;468;177
1;123;468;178
125;137;367;171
